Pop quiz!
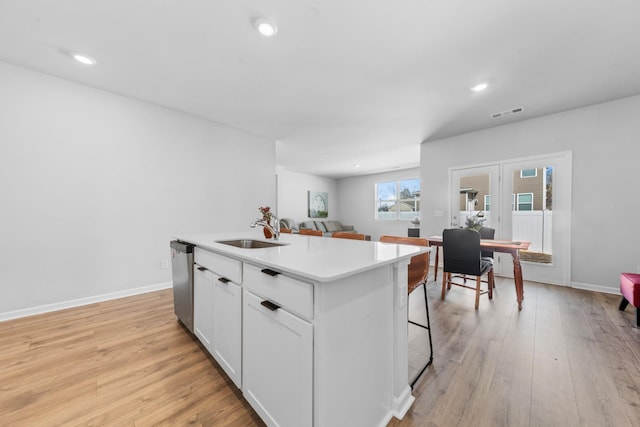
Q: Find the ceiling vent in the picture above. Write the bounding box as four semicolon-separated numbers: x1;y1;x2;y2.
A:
491;107;524;119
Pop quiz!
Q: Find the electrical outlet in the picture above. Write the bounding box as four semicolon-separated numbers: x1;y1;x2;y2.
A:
161;259;169;270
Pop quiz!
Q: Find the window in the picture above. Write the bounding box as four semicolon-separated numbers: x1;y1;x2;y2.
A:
516;193;533;211
520;168;537;178
484;194;491;211
375;178;420;220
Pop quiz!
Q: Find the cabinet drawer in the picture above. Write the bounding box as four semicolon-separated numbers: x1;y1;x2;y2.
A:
194;248;242;284
243;290;313;427
244;263;313;319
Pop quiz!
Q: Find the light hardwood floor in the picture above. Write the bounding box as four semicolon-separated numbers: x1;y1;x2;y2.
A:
1;278;639;426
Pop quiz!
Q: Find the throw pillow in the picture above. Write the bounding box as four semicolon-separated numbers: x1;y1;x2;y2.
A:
324;221;339;232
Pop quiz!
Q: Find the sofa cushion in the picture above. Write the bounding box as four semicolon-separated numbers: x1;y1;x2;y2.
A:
315;221;328;232
324;221;340;232
299;221;316;230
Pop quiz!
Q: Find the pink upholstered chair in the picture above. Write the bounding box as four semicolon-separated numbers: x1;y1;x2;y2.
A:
619;272;640;327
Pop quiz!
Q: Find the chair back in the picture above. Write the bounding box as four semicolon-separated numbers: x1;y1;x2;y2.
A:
478;226;495;258
332;232;366;240
280;228;292;234
442;228;482;276
380;235;429;294
299;229;323;236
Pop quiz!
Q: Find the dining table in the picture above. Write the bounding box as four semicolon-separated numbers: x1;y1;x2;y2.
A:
427;236;531;310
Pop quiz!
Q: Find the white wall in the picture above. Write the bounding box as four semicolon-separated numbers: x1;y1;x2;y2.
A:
337;168;421;240
421;95;640;292
276;167;338;224
0;61;275;318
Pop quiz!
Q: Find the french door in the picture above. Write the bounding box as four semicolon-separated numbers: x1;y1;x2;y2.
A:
501;152;572;286
450;152;571;285
451;164;501;274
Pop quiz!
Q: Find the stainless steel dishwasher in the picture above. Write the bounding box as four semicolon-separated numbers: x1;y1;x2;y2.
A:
170;240;194;333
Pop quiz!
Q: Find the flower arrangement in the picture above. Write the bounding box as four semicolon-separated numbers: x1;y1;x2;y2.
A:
464;211;486;231
258;206;274;223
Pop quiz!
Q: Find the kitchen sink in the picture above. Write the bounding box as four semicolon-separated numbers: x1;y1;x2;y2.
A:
216;239;287;249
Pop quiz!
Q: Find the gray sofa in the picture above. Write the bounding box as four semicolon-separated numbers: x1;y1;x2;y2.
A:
279;218;357;236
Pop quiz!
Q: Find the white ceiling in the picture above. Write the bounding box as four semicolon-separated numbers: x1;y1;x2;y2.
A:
1;1;640;178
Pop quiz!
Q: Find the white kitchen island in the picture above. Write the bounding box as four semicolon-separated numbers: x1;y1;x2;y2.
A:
174;231;429;427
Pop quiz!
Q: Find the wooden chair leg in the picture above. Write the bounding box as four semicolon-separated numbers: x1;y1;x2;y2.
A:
475;276;481;309
488;269;494;299
441;272;448;300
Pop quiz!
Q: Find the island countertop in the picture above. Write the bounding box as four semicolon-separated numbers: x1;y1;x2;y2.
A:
174;230;429;283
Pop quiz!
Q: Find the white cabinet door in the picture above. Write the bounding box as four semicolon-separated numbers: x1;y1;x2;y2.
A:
212;278;242;388
243;290;313;427
194;264;242;388
194;265;215;352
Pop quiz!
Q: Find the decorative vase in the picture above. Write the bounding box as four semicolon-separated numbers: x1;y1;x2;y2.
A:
263;222;273;239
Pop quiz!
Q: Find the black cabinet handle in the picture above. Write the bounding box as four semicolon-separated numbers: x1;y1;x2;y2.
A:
261;268;281;277
218;277;230;284
197;266;207;272
260;300;280;311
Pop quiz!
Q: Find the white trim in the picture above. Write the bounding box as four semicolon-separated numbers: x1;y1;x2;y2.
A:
571;281;620;295
391;385;415;420
0;281;173;322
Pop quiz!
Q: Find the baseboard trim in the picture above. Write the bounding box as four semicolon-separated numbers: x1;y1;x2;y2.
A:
391;385;415;420
0;282;173;322
571;281;619;295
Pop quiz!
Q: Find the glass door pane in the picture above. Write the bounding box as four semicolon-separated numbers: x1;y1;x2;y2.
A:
451;165;501;273
459;173;492;230
511;166;553;265
501;152;571;286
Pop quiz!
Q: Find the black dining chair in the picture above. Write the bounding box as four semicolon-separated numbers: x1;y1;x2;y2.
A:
478;226;495;259
441;228;495;309
478;226;496;288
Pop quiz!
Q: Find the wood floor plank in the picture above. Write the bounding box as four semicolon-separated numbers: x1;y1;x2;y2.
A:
0;290;264;427
474;282;537;427
581;290;640;425
529;284;581;427
2;280;640;426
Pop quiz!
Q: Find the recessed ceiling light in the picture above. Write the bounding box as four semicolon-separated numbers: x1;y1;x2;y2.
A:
69;52;97;65
470;82;488;92
255;19;278;37
353;163;360;168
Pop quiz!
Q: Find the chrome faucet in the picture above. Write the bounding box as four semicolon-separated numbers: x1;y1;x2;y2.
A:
250;214;280;240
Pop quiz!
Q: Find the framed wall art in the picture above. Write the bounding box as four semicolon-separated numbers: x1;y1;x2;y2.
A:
308;191;328;218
